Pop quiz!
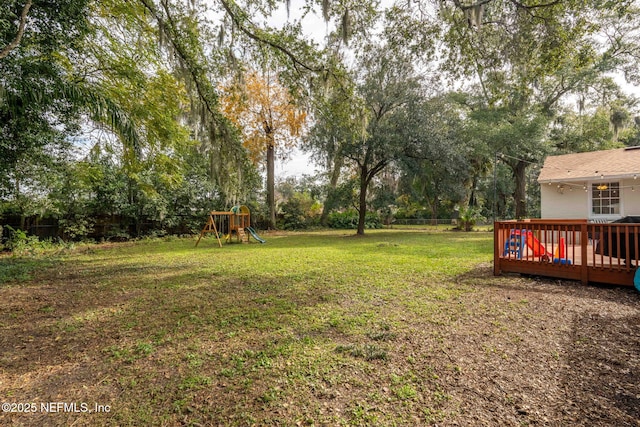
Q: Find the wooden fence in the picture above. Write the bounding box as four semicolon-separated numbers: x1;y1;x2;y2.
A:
494;219;639;287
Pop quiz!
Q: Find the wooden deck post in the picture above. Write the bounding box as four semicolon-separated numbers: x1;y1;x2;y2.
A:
580;222;588;285
494;222;501;277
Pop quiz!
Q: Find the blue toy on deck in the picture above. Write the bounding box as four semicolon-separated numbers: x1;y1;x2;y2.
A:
503;229;527;259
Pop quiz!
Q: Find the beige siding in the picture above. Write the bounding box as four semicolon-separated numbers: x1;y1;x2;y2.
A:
622;178;640;216
541;179;640;219
540;184;588;219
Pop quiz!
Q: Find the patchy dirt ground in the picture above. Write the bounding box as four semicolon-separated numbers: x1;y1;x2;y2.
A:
0;252;639;426
438;266;640;426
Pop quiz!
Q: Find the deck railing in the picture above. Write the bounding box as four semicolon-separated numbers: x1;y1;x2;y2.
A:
494;219;640;287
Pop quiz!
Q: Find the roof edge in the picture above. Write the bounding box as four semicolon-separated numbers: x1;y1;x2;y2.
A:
538;173;639;183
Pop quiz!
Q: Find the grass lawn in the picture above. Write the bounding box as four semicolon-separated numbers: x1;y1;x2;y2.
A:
1;229;639;426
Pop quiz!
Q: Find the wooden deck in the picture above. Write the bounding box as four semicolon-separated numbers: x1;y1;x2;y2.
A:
494;219;640;287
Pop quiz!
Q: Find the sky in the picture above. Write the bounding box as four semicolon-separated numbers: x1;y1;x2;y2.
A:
276;148;316;177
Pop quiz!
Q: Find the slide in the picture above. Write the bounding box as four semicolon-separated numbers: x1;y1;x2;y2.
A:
246;227;266;243
524;231;552;258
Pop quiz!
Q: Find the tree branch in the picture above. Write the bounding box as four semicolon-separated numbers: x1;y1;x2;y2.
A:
138;0;219;121
368;160;388;182
450;0;492;11
219;0;324;74
451;0;560;10
509;0;561;10
0;0;33;60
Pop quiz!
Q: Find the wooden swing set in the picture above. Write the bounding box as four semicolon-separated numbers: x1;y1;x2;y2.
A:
195;205;252;247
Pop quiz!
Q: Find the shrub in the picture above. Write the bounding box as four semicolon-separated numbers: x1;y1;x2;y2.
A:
327;211;382;230
458;207;486;232
3;225;68;256
279;192;322;230
280;198;309;230
59;216;95;241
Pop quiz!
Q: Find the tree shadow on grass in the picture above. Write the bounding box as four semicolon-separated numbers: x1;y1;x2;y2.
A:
0;259;338;370
0;258;348;425
559;311;640;425
0;256;56;285
454;263;640;426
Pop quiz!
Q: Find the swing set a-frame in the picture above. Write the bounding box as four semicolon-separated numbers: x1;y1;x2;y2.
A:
195;205;265;247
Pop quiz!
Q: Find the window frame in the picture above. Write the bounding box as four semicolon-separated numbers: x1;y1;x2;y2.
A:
589;181;622;218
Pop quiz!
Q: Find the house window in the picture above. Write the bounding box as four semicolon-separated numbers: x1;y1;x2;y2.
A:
591;182;620;215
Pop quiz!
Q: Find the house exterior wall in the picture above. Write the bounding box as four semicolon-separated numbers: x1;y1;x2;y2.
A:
622;178;640;216
540;184;587;219
540;178;640;219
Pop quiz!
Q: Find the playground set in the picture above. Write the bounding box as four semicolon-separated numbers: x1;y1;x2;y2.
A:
503;228;571;264
195;205;265;248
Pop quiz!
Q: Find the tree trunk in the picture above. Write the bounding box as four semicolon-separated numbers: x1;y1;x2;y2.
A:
320;153;344;226
469;175;478;207
15;177;26;230
431;197;438;226
357;166;369;235
266;141;276;229
513;160;528;219
127;177;141;237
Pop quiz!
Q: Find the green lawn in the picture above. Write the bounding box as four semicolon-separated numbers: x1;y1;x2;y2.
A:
5;229;640;427
5;229;635;426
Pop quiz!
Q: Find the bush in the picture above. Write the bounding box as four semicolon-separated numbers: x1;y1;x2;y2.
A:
279;192;322;230
279;198;307;230
59;216;95;241
104;226;131;242
3;225;69;256
458;207;486;232
327;211;382;230
328;211;355;229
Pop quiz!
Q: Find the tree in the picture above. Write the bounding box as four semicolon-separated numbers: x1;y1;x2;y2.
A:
2;0;367;239
438;2;576;217
1;0;92;181
549;107;621;154
470;105;549;219
276;176;323;229
383;0;640;218
221;70;307;229
400;94;474;221
344;45;423;235
0;0;32;60
1;0;244;237
305;76;360;226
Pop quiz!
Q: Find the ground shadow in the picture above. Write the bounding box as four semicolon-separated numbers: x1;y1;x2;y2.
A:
559;311;640;425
